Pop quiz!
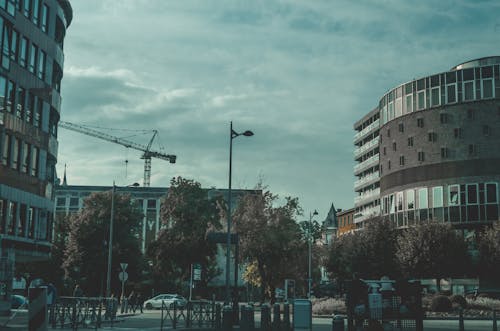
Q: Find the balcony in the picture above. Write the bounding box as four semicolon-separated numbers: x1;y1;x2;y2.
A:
354;136;379;158
353;207;381;223
354;171;380;190
354;119;380;143
354;188;380;205
353;155;379;175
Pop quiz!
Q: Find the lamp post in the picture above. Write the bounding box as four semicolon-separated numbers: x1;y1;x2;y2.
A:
225;121;253;306
106;181;139;298
308;210;318;299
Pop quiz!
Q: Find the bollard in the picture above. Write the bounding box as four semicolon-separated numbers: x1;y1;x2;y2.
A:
459;308;464;331
494;310;498;331
248;305;255;330
215;304;222;330
272;303;281;331
332;314;345;331
261;304;271;331
283;304;290;331
240;306;249;331
222;305;233;331
29;287;48;331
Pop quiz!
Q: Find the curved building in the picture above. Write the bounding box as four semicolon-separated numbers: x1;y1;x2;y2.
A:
377;56;500;228
0;0;72;270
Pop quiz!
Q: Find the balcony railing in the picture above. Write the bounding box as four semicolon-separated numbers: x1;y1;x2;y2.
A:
354;155;379;174
354;119;380;142
354;137;379;158
354;188;380;204
353;207;381;223
354;171;380;190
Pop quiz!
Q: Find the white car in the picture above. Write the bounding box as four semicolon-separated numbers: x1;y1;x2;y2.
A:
143;294;187;309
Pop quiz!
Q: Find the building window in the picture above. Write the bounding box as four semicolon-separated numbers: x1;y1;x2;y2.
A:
447;84;456;103
1;22;11;69
383;147;386;155
417;118;424;128
19;37;27;68
32;0;40;25
483;125;491;136
454;128;463;139
21;141;29;173
441;147;448;158
440;113;448;124
449;185;460;205
1;133;10;166
387;129;390;137
11;137;19;170
16;86;25;119
41;4;49;32
431;87;440;106
482;79;493;99
468;144;477;156
30;146;38;177
398;123;404;132
408;136;414;147
388;160;391;170
418;151;425;162
23;0;31;18
406;94;413;113
399;155;404;166
392;142;396;151
428;132;437;142
37;50;46;80
464;81;474;101
29;43;38;74
417;91;425;110
6;80;14;113
9;29;17;62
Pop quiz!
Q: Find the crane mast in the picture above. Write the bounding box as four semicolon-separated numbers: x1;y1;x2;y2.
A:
59;121;176;187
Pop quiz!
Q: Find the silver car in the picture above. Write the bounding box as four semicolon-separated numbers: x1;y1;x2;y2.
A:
143;294;187;309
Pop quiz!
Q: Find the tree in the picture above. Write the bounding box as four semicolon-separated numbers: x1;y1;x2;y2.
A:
233;188;309;301
63;191;144;296
478;221;500;279
147;177;223;295
325;219;399;280
396;221;470;291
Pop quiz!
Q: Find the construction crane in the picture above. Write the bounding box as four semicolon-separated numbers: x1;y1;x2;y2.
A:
58;121;176;187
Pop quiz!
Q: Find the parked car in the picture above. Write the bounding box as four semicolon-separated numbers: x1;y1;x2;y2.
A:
11;295;28;309
143;294;187;309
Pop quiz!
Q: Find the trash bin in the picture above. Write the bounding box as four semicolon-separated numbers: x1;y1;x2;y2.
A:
332;314;344;331
293;299;312;331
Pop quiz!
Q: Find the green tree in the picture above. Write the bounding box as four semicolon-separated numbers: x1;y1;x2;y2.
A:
63;191;144;296
326;219;399;280
147;177;223;295
396;221;470;291
478;221;500;279
234;188;309;301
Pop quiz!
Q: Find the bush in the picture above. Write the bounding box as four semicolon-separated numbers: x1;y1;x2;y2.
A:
430;295;452;312
450;295;467;308
311;297;346;315
467;297;500;311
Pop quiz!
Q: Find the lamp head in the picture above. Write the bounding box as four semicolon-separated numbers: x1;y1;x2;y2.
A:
313;210;318;216
242;130;254;137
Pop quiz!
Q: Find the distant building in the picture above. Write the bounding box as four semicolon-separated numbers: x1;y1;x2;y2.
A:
54;184;259;253
353;108;381;229
0;1;72;263
355;56;500;229
337;208;356;236
321;203;338;245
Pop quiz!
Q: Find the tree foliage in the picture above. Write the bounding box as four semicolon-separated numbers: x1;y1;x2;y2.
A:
326;219;399;280
63;191;144;296
478;221;500;279
396;221;470;287
233;188;311;301
147;177;223;295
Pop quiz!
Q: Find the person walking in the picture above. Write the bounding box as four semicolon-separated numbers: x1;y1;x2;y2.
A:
128;291;136;313
135;292;144;313
72;284;83;297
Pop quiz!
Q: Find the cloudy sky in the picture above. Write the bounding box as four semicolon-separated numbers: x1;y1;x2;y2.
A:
57;0;500;220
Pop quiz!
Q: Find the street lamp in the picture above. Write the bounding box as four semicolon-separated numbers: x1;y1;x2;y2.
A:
308;210;318;299
225;121;253;306
106;181;139;298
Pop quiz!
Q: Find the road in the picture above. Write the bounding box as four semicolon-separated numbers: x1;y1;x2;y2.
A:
3;309;498;330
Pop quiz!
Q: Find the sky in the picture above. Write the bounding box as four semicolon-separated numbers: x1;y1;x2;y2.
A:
57;0;500;221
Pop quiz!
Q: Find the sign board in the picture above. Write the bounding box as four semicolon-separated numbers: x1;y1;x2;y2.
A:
118;271;128;282
207;232;239;244
120;263;128;271
193;263;202;281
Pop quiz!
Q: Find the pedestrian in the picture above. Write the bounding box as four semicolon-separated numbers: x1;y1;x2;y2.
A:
128;291;136;313
120;293;128;314
72;284;83;297
135;292;144;313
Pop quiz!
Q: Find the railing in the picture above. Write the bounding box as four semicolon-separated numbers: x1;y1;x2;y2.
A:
354;137;379;158
354;171;380;190
354;119;380;142
49;296;118;330
354;155;379;174
161;300;219;330
354;188;380;204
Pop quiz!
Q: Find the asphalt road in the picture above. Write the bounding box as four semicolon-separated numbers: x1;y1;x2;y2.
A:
3;309;498;330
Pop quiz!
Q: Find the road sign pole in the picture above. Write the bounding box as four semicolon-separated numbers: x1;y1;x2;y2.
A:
189;263;193;301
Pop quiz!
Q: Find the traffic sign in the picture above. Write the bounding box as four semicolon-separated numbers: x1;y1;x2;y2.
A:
120;263;128;271
118;271;128;282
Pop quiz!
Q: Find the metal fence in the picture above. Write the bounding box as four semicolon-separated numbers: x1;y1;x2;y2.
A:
48;296;118;330
161;300;220;330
